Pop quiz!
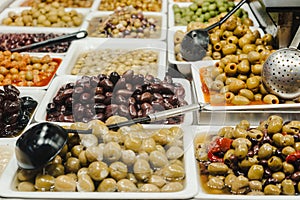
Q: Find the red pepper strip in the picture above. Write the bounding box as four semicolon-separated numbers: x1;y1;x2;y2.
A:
216;138;233;152
286;150;300;163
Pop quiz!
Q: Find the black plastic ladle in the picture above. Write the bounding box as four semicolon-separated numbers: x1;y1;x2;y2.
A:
10;30;88;52
180;0;247;61
15;122;92;170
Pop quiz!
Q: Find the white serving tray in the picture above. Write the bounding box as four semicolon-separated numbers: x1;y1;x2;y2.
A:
81;11;167;41
0;7;89;32
34;76;193;125
191;125;300;200
0;0;13;12
0;124;199;199
191;60;300;111
56;38;167;79
91;0;167;13
168;2;260;28
9;0;100;10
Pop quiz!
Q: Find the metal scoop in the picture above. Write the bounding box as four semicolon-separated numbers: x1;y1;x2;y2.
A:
262;26;300;100
9;30;88;52
180;0;247;61
15;122;92;170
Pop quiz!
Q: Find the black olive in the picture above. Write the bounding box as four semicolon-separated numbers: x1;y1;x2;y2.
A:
21;96;38;111
5;91;18;101
46;103;57;113
18;112;30;127
109;72;120;85
4;84;20;96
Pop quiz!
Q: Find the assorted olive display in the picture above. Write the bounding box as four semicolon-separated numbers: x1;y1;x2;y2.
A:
46;70;187;124
195;115;300;195
0;51;60;86
0;85;37;137
71;49;159;77
98;0;162;12
88;7;161;38
0;33;71;53
20;0;94;8
1;3;84;27
16;122;185;192
172;0;247;26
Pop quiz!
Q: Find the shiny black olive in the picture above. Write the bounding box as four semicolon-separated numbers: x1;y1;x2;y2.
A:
4;84;20;96
4;100;21;114
109;72;120;85
18;112;30;127
21;97;38;111
46;103;57;113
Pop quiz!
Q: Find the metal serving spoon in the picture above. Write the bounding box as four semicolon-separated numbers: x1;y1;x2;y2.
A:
262;26;300;100
180;0;247;61
15;122;92;170
10;30;88;52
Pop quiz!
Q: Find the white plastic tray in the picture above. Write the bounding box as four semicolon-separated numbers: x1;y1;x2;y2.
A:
0;7;89;32
81;11;167;41
9;0;100;10
191;125;300;200
56;38;167;79
191;60;300;111
0;0;13;12
92;0;167;13
35;76;193;124
0;124;199;199
168;2;260;28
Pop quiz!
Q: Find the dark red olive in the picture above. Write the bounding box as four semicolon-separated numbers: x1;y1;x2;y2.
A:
153;93;163;100
62;88;74;99
141;102;152;110
65;97;74;108
129;105;137;118
140;92;153;103
73;86;84;99
93;113;104;121
94;103;106;113
105;104;118;118
97;74;108;81
73;103;85;120
94;94;105;103
80;92;92;104
46;103;57;113
99;79;113;92
128;97;136;105
116;89;133;98
114;95;127;105
118;104;129;116
95;87;103;95
103;92;112;105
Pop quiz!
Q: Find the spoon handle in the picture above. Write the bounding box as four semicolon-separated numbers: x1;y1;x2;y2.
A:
10;30;88;52
204;0;247;31
65;129;93;134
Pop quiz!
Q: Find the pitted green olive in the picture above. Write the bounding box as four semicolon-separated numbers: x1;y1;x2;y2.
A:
222;44;237;55
268;156;282;171
247;129;263;141
228;79;246;93
233;127;247;138
282;121;300;134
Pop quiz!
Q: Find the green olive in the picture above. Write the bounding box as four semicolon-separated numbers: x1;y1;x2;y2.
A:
281;179;295;195
272;171;285;182
207;162;229;175
248;164;264;180
230;95;250;105
222;43;237;55
239;89;254;101
263;94;279;104
45;163;65;177
247;51;261;64
35;174;55;191
224;63;237;76
268;156;282;171
246;76;260;90
233;127;247;138
234;144;248;159
283;161;295;174
247;129;263;141
258;143;273;159
228;79;246;93
242;44;256;54
237;59;250;74
264;184;281;195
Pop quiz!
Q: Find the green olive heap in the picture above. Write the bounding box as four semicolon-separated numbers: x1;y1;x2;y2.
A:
1;2;83;27
195;115;300;195
16;122;185;192
173;0;248;26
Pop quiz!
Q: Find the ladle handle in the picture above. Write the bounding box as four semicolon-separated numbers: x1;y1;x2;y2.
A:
65;129;93;134
107;103;206;130
290;26;300;49
10;30;88;52
204;0;247;31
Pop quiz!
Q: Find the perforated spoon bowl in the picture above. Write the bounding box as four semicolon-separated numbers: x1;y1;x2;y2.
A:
262;26;300;100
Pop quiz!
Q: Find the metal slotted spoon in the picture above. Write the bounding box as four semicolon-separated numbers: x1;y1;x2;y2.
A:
262;26;300;100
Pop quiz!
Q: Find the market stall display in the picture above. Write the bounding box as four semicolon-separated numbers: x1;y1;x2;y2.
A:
0;0;298;199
